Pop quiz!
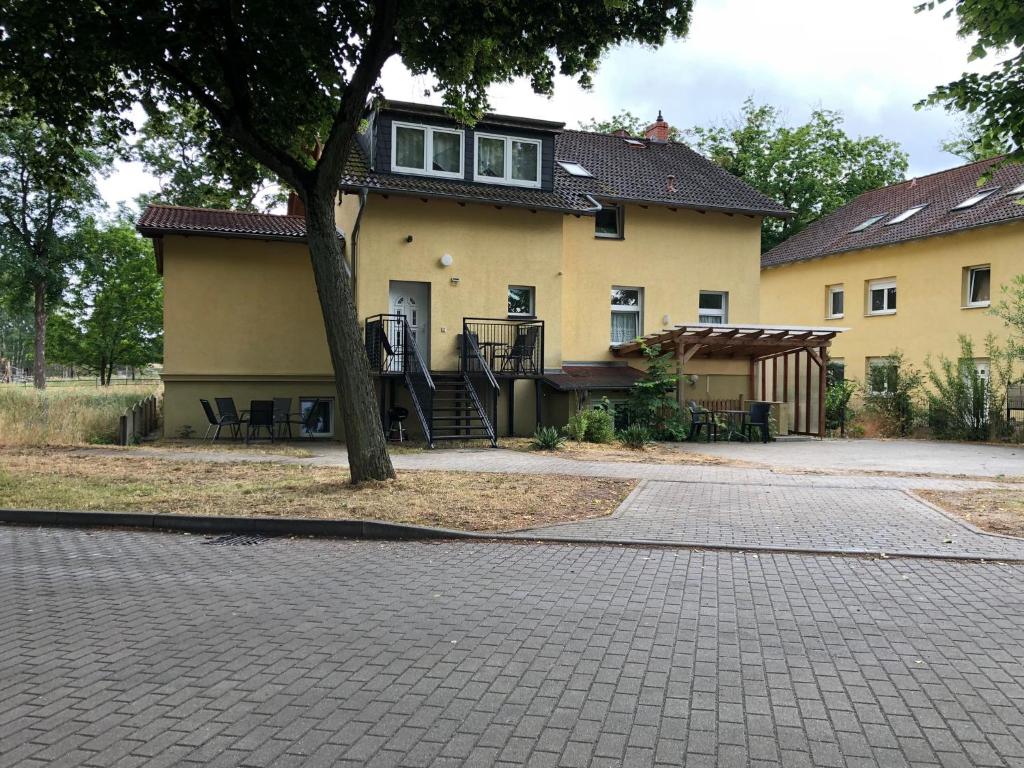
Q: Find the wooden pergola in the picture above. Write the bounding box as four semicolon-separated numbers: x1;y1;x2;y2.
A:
612;323;846;436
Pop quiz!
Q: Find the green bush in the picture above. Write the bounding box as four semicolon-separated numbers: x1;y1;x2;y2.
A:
825;379;857;434
584;404;616;444
530;425;565;451
618;423;653;449
925;335;990;441
563;410;589;442
862;351;923;437
624;342;679;436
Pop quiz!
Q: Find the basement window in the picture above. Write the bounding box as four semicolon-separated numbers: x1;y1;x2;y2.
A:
299;397;334;437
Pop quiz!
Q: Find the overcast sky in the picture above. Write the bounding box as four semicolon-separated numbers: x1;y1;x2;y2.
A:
99;0;1001;210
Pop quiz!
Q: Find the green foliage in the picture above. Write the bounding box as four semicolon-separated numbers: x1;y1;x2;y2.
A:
579;110;681;141
177;424;196;440
917;0;1024;164
584;401;616;444
825;379;858;434
624;342;679;437
940;112;1015;162
686;99;908;252
925;336;990;440
0;302;34;372
46;217;163;384
563;410;590;442
135;101;283;211
618;423;653;450
862;351;924;437
992;274;1024;360
530;425;566;451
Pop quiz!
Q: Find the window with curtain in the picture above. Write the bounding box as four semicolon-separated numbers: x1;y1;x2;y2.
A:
432;130;462;174
392;122;463;178
476;137;505;178
611;287;642;343
474;134;541;187
511;140;539;183
698;291;728;324
394;125;426;171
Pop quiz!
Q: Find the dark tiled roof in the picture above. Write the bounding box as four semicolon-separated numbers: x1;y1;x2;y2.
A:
340;129;790;217
543;365;645;392
762;157;1024;268
137;204;313;241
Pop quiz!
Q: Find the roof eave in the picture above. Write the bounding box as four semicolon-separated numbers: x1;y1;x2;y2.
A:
339;183;583;214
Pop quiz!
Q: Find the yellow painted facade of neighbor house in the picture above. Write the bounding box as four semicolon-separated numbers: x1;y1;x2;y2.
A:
760;158;1024;392
142;101;794;443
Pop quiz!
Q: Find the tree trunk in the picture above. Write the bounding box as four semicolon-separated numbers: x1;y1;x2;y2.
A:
32;281;46;390
303;190;395;483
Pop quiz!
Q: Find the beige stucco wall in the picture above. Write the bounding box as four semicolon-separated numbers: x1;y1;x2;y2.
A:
760;221;1024;383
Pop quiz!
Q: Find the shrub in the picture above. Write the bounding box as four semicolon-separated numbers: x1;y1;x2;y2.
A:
925;335;990;441
825;379;857;435
530;425;565;451
624;342;678;436
618;423;653;449
563;410;589;442
584;402;616;444
862;351;923;437
657;414;691;442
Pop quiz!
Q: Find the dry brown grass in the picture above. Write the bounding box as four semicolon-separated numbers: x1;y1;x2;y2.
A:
0;383;159;446
149;439;315;458
918;488;1024;538
0;448;634;532
503;437;738;466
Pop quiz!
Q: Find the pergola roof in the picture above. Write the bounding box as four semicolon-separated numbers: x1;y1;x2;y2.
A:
611;323;846;361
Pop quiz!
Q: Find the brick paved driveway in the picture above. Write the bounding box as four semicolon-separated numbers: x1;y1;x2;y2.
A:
3;526;1024;768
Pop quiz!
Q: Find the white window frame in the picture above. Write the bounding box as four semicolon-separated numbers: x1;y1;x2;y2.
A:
299;397;335;438
610;286;643;344
966;265;991;308
827;284;845;319
391;121;465;180
594;205;624;239
867;278;897;316
507;285;536;317
698;291;728;324
473;132;542;188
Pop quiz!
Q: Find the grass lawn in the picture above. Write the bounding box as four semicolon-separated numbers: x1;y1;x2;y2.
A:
919;488;1024;538
0;449;634;532
503;437;738;465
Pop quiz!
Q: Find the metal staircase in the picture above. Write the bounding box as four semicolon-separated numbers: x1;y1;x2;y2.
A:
429;373;497;446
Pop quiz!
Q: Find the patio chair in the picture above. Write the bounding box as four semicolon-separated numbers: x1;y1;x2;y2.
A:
494;325;539;375
213;397;244;440
201;398;233;441
686;401;715;442
245;400;275;443
273;397;293;439
742;402;772;443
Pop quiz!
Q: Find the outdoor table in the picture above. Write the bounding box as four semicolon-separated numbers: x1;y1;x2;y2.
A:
711;409;750;442
476;340;506;367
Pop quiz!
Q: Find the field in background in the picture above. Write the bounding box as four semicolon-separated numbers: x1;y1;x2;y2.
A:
0;382;160;446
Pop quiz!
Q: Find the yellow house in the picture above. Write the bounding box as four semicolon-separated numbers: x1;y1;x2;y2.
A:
761;157;1024;392
141;101;832;444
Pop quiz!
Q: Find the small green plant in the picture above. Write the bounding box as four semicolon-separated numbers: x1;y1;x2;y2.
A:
618;423;653;449
177;424;196;439
925;335;991;441
563;410;589;442
531;425;566;451
863;351;923;437
624;342;679;437
584;401;616;444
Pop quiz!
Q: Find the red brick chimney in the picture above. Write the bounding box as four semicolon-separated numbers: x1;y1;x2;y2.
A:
644;110;670;143
286;191;305;217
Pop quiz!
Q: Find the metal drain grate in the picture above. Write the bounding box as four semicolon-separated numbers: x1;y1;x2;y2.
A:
202;533;269;546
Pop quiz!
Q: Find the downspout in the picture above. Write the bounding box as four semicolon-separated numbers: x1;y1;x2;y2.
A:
350;187;369;303
582;194;603;212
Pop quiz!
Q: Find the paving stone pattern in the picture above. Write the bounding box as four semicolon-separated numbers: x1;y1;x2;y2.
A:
3;527;1024;767
517;481;1024;559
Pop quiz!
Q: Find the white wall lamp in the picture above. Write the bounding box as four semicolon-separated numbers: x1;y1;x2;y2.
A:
439;253;453;268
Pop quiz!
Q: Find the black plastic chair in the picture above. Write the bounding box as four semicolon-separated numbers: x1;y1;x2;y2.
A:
742;402;772;443
213;397;243;440
687;401;715;442
273;397;293;439
245;400;275;443
495;325;539;374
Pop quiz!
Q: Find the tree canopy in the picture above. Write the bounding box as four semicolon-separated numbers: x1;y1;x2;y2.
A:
940;112;1015;162
0;0;695;480
686;99;909;252
579;110;681;141
917;0;1023;163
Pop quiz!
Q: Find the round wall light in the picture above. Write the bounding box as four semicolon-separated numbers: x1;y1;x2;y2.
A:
439;253;453;268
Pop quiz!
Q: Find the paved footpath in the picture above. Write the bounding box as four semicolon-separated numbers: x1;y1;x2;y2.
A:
3;527;1024;768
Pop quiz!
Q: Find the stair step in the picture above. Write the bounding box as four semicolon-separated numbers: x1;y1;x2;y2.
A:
432;433;493;441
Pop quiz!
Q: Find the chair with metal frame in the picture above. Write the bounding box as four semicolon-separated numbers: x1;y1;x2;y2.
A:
494;325;540;375
245;400;275;444
272;397;294;439
212;397;244;440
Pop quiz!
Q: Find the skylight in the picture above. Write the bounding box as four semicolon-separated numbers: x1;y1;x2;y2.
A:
1008;182;1024;196
557;161;593;177
885;204;927;225
849;215;884;233
952;187;999;210
623;138;645;147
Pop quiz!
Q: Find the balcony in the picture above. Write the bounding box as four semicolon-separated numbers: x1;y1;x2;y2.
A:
461;317;544;379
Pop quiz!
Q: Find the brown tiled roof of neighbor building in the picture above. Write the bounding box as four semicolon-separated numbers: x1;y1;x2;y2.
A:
542;364;645;392
761;157;1024;269
137;204;316;241
340;126;791;218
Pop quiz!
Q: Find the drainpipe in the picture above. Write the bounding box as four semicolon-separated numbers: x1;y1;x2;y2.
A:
582;194;603;212
350;187;369;303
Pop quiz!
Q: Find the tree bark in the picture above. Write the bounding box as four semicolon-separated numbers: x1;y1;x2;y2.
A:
303;189;395;483
32;281;46;390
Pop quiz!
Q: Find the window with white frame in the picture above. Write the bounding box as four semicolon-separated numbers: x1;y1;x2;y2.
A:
507;285;535;317
474;133;542;187
866;357;898;395
827;284;844;319
867;278;896;315
299;397;334;437
391;122;464;179
965;265;991;307
595;206;623;239
611;287;643;343
698;291;728;324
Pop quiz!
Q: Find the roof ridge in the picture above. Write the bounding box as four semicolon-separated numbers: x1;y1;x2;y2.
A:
864;155;1005;196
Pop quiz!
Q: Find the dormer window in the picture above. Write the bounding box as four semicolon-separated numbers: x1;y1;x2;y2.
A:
391;122;464;179
474;133;542;188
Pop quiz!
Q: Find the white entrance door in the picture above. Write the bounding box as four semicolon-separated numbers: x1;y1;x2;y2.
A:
389;280;430;371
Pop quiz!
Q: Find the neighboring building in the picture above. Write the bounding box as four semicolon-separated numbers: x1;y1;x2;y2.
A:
141;101;836;444
761;157;1024;392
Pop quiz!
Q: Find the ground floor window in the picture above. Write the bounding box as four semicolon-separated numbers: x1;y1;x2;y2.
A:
698;291;728;324
611;286;643;343
866;357;897;394
827;359;845;386
299;397;334;437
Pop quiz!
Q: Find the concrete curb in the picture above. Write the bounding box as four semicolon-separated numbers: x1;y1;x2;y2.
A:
3;508;1024;564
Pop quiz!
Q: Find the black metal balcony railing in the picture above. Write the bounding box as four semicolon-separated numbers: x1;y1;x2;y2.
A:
462;317;544;379
365;313;434;443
